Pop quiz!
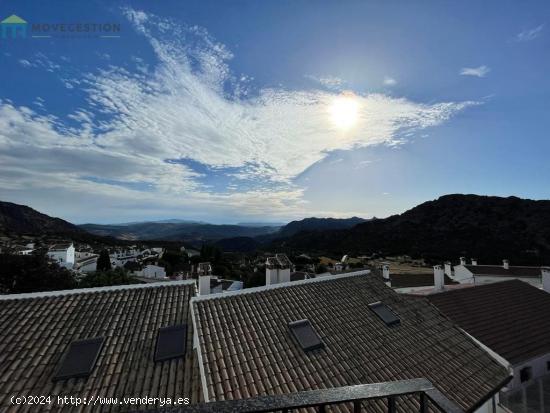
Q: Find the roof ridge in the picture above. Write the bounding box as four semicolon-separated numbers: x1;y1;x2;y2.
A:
0;279;196;301
191;269;371;302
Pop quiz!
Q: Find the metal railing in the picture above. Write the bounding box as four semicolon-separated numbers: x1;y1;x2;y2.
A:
158;378;464;413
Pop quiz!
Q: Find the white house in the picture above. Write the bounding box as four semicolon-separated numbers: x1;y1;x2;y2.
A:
452;257;543;288
74;256;98;273
140;264;167;279
47;243;75;268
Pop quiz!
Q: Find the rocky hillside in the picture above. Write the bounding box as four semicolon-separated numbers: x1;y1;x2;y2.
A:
0;201;83;236
276;195;550;264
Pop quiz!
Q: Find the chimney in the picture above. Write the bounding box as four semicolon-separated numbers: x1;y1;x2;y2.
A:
444;261;452;277
459;257;466;266
382;264;390;280
434;265;444;292
265;254;292;285
471;258;478;266
198;273;211;296
542;268;550;293
503;259;510;270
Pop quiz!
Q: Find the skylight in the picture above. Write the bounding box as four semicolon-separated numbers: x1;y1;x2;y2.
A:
154;324;187;362
288;319;324;352
369;302;400;326
53;337;104;381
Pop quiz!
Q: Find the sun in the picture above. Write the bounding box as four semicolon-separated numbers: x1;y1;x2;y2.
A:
329;93;360;130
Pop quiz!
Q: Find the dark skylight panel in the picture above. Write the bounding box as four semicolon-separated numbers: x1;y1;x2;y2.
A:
369;302;400;326
155;324;188;362
53;337;104;381
288;319;324;352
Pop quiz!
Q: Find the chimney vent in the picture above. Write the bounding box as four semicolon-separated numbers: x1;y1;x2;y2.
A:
382;264;390;280
434;265;444;292
503;259;510;270
444;262;452;277
459;257;466;266
542;268;550;293
471;258;478;266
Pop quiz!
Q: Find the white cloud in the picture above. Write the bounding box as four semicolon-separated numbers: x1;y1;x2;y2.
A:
0;9;479;220
383;76;397;86
305;74;344;90
460;65;490;78
18;59;32;68
516;24;544;42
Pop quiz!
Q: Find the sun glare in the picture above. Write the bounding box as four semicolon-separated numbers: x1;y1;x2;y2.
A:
329;94;360;130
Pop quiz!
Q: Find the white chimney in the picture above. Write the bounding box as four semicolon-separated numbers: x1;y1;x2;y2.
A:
198;274;211;296
503;259;510;270
266;254;292;285
459;257;466;266
382;264;390;280
444;262;452;277
434;265;444;292
542;268;550;293
471;258;478;266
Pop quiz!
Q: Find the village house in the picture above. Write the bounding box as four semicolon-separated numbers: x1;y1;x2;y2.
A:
428;279;550;412
0;272;511;413
46;243;75;268
451;257;544;288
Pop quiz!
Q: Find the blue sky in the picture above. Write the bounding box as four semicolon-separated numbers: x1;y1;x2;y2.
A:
0;1;549;224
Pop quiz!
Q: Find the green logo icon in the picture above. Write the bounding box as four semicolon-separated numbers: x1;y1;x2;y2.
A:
1;15;27;39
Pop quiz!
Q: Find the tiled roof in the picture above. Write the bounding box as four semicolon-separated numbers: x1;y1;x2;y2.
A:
463;265;542;278
192;273;509;411
390;273;458;288
0;281;202;412
428;279;550;365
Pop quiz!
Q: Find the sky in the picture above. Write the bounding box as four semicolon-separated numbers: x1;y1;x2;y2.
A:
0;1;549;224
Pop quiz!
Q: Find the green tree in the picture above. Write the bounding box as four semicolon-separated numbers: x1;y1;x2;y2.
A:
97;249;112;271
0;253;77;294
79;267;140;288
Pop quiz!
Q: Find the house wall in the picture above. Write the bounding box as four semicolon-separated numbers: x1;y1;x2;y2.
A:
507;352;550;390
141;265;167;279
451;265;475;283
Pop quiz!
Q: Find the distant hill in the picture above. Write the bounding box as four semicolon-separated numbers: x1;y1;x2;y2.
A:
0;201;83;237
275;195;550;265
214;236;261;252
277;216;367;238
79;222;279;243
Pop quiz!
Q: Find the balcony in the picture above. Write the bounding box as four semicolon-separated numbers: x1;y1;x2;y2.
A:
166;378;464;413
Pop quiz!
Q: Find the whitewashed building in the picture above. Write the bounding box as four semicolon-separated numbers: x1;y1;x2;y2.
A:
47;243;75;268
452;258;543;288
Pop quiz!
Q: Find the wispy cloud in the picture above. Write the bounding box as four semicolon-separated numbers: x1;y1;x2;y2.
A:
516;24;544;42
305;74;344;90
383;76;397;86
460;65;490;78
0;9;479;220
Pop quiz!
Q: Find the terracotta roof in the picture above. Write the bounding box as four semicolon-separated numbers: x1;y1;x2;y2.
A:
428;279;550;365
0;281;202;411
192;273;509;411
463;265;542;278
390;273;458;288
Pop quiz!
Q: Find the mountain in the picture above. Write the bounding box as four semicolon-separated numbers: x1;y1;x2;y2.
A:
276;195;550;265
277;217;367;238
214;236;261;252
236;222;285;228
79;222;279;243
0;201;83;236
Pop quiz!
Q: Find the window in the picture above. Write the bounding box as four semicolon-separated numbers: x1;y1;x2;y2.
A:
368;302;400;326
289;319;324;352
53;337;104;381
520;366;532;383
155;325;187;362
